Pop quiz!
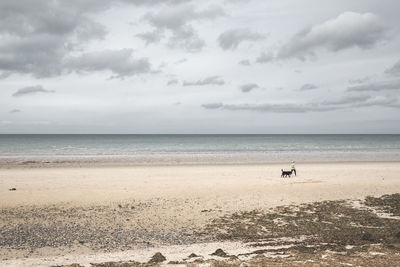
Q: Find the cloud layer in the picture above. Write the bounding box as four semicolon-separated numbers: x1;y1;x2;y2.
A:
1;1;399;133
347;79;400;92
0;0;190;78
202;94;399;113
0;1;108;77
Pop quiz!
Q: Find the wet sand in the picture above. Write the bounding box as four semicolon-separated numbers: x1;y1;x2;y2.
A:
1;162;400;266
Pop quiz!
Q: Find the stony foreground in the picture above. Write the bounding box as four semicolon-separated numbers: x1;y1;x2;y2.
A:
1;194;400;266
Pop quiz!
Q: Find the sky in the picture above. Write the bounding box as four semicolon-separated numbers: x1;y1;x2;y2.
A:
1;0;400;134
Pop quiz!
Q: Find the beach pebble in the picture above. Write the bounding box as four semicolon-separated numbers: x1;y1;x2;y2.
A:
148;252;166;263
211;248;228;257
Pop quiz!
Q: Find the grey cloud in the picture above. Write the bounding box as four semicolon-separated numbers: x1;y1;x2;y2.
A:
349;76;371;84
347;79;400;92
167;79;179;85
277;12;388;60
322;95;371;105
143;4;225;51
202;103;223;109
0;71;12;79
202;95;399;113
10;109;21;113
326;94;399;109
240;83;259;92
0;34;69;77
385;60;400;76
224;0;251;3
238;59;251;66
206;103;338;113
354;96;399;108
12;85;55;97
144;5;225;30
0;0;182;78
175;58;187;64
256;52;273;64
74;19;107;42
0;2;89;37
0;1;109;77
167;25;205;52
183;76;225;86
64;49;151;78
0;0;189;37
299;84;318;91
217;28;265;50
136;30;164;45
121;0;191;6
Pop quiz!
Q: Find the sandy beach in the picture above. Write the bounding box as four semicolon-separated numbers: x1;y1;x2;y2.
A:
2;162;400;207
1;161;400;266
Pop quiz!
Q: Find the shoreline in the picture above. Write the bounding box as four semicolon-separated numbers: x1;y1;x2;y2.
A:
1;156;400;169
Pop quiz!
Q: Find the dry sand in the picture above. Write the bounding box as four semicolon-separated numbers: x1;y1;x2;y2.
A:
1;162;399;207
1;162;400;266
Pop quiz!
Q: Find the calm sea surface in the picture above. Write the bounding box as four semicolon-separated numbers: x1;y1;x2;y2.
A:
0;134;400;162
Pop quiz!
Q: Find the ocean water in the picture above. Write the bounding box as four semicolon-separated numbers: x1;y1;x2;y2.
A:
0;134;400;163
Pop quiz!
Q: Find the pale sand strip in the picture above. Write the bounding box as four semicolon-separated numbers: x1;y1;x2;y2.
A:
1;162;399;207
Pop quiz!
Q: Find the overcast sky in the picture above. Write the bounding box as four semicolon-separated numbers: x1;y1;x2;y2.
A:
1;0;400;134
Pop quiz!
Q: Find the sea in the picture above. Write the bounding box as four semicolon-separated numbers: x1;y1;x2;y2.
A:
0;134;400;164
